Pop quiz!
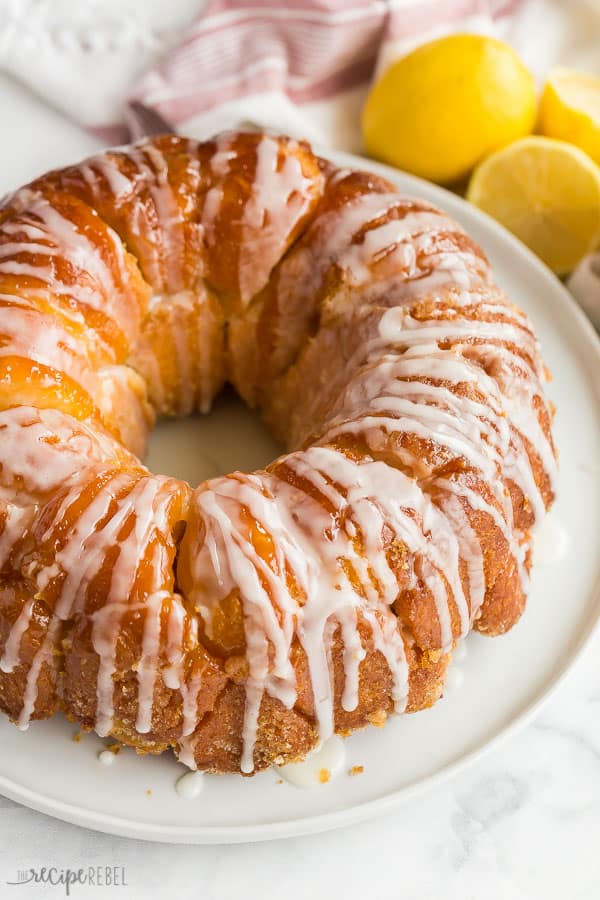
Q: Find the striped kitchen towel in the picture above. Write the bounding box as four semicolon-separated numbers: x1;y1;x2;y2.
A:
125;0;518;149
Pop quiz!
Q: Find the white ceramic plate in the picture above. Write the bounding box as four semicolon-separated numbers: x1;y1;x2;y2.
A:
1;151;600;844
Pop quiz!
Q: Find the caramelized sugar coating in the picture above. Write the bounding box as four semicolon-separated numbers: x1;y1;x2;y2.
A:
0;133;556;773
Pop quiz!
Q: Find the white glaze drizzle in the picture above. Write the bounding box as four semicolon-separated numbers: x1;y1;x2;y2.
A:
0;598;35;673
0;138;557;778
135;588;168;734
0;503;34;571
0;407;183;733
83;156;133;200
130;142;185;291
178;173;554;770
0;304;97;391
261;188;490;383
0;407;124;501
1;191;140;347
184;441;477;771
77;140;182;292
17;617;61;729
238;135;314;304
199;132;234;247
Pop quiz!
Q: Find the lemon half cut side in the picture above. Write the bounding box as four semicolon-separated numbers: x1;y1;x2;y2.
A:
467;136;600;275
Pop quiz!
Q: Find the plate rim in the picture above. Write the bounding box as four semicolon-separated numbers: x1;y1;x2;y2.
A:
1;610;599;845
2;148;600;844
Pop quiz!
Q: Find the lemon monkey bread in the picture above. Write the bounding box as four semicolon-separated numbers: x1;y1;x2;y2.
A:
0;132;556;773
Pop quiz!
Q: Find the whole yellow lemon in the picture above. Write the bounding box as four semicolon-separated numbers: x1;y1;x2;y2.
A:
362;34;537;184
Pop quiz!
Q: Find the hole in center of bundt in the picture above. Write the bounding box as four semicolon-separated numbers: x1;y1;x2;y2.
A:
144;386;282;487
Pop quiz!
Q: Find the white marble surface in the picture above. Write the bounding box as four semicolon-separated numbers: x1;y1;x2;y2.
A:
0;66;599;900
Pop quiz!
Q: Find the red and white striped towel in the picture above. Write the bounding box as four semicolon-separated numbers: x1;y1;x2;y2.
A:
125;0;522;149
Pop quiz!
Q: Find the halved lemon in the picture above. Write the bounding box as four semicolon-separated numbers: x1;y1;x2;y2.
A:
539;68;600;166
466;136;600;274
